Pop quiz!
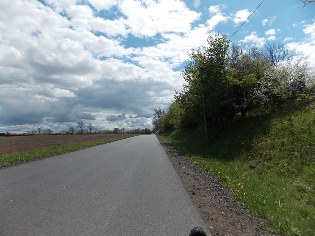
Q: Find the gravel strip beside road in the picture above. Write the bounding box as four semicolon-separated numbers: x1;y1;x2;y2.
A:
158;138;278;236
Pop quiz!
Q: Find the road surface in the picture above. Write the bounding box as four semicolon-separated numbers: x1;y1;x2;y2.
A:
0;135;209;235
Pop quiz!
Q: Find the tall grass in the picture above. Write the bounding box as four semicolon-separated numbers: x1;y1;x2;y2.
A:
161;108;315;235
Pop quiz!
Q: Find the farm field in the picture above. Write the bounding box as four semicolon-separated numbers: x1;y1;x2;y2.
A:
0;134;126;155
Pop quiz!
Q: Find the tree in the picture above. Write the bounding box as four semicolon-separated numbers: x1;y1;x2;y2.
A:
37;128;42;135
152;108;165;133
301;0;315;5
88;123;93;134
77;121;85;134
43;129;53;135
69;127;75;135
159;100;186;132
263;60;313;107
177;34;231;125
157;33;314;144
143;128;152;134
263;42;291;67
227;45;270;117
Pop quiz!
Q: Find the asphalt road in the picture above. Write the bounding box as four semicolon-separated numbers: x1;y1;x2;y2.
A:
0;135;209;236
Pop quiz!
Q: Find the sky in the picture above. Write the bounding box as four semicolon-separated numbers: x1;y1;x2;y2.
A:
0;0;314;133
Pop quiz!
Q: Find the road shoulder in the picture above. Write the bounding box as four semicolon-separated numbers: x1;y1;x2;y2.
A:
158;137;277;236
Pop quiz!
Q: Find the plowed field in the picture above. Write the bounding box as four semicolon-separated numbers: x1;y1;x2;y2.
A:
0;134;124;155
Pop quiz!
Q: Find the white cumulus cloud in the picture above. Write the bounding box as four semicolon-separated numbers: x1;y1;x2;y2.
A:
233;9;251;25
265;28;279;41
207;5;229;30
0;0;184;132
241;32;266;47
287;20;315;67
261;17;276;26
87;0;117;11
118;0;200;37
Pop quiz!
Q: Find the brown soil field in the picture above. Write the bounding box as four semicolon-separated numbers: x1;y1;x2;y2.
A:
0;134;125;155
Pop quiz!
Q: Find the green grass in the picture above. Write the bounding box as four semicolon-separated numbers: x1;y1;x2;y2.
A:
0;134;137;168
160;108;315;236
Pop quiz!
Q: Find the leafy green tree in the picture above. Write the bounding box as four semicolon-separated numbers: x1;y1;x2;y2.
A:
152;108;165;133
263;60;313;107
227;45;270;117
159;34;314;139
177;34;232;126
159;100;184;132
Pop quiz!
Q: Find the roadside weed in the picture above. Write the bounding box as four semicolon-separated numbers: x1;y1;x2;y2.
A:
160;108;315;235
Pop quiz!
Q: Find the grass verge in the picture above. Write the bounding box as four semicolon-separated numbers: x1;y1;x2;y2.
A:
160;108;315;236
0;134;137;168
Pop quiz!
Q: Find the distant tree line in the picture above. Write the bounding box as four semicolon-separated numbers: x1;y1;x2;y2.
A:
127;128;152;134
67;121;95;134
153;35;314;134
2;121;152;136
27;128;54;135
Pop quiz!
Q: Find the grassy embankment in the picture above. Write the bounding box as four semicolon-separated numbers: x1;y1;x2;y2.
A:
0;134;137;168
160;108;314;235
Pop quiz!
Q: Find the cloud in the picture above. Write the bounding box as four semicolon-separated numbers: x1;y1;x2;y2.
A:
193;0;201;8
66;4;94;19
107;114;127;121
209;5;221;14
287;20;315;67
75;77;174;118
87;0;117;11
90;17;129;37
134;6;229;69
0;0;249;133
241;32;266;47
265;28;279;41
5;0;311;133
233;9;251;25
139;24;213;68
118;0;200;37
41;0;77;13
65;4;129;37
0;0;101;88
303;20;315;38
262;17;276;26
1;0;218;131
262;19;268;26
0;0;179;131
265;29;277;36
207;5;229;30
